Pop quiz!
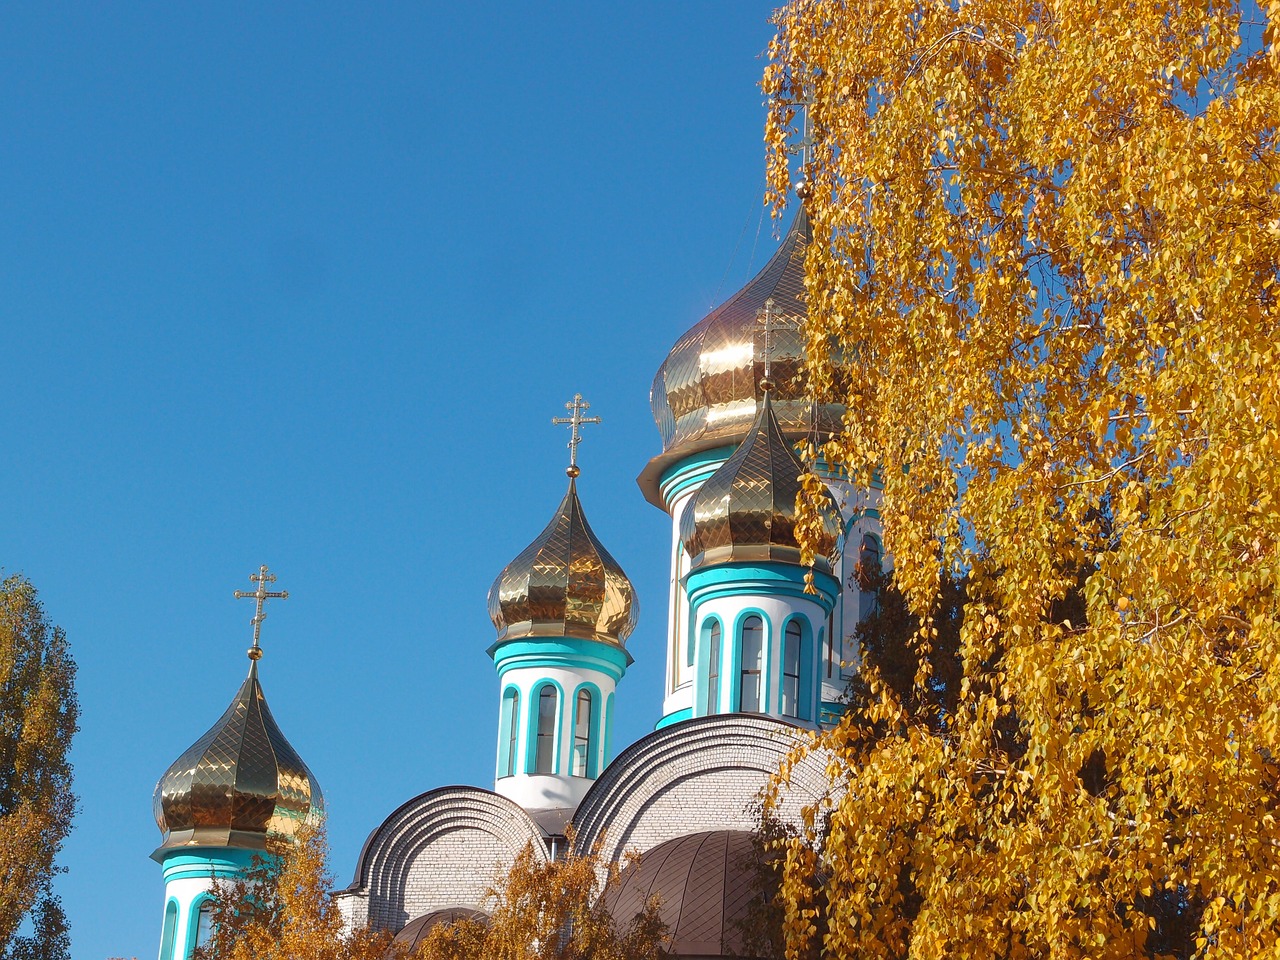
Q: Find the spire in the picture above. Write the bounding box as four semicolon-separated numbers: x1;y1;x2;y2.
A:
488;396;636;649
755;296;797;394
551;393;602;479
233;564;288;663
152;569;321;856
679;392;841;571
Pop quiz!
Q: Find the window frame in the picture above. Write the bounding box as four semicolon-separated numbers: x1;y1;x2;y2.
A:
528;681;563;775
499;686;520;778
737;613;766;713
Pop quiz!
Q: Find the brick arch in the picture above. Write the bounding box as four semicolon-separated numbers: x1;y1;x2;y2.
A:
571;715;833;866
339;786;546;933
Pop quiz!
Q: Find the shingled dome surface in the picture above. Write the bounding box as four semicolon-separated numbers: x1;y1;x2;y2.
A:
391;909;488;953
601;830;773;959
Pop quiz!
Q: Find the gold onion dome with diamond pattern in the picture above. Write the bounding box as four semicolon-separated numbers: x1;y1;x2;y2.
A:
679;391;841;572
488;478;637;648
639;209;846;508
152;660;323;855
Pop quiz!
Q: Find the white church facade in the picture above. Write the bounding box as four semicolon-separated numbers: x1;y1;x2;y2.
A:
149;203;885;958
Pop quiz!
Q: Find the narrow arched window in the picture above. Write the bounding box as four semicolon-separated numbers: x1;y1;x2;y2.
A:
535;686;558;774
781;621;802;718
572;689;593;777
159;900;178;960
195;900;215;948
739;615;764;712
501;688;520;777
705;620;721;714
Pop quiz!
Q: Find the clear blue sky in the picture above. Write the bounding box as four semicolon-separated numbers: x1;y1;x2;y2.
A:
0;4;796;957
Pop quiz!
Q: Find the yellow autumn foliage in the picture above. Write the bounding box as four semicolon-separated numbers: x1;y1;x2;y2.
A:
762;1;1280;957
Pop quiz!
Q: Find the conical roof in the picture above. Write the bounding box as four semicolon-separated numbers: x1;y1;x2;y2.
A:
488;479;637;648
680;392;840;571
640;210;846;508
152;661;322;856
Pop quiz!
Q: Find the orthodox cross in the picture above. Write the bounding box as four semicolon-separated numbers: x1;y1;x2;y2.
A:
234;564;289;660
552;394;601;478
756;297;796;392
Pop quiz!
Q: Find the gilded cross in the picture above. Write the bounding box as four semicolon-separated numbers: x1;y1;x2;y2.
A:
755;297;795;391
552;394;601;478
234;564;289;660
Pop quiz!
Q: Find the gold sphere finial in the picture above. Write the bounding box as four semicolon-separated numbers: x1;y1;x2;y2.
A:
247;645;264;661
760;376;775;393
566;464;581;478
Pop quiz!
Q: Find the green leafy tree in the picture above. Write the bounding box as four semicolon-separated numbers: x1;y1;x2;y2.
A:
760;0;1280;956
0;574;78;958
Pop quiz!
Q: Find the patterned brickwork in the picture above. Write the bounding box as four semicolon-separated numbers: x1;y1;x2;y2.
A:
571;714;832;867
336;785;547;933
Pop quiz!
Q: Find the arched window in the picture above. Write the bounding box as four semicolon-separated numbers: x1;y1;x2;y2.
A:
781;620;803;718
572;688;593;777
534;685;558;774
500;688;520;777
704;620;722;714
159;900;178;960
739;615;764;712
194;899;215;949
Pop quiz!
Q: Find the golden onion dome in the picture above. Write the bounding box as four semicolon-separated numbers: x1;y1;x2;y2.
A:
679;392;841;571
488;478;637;648
639;209;846;509
152;661;322;856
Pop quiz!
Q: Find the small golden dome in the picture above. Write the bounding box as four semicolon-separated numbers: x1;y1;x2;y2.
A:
488;478;637;647
680;392;841;571
152;661;322;855
639;210;846;508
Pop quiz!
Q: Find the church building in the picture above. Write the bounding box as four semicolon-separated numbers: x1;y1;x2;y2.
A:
148;168;885;960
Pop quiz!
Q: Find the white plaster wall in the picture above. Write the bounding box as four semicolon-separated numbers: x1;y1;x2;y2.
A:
493;662;616;812
692;592;827;721
158;874;212;960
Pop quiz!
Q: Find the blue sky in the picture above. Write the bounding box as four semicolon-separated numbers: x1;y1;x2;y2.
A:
0;4;796;956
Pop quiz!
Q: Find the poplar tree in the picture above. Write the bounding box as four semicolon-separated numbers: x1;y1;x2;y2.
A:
761;1;1280;956
0;575;77;957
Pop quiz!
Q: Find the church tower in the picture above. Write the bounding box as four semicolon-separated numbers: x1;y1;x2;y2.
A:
639;210;885;727
679;379;842;724
151;567;322;960
486;396;636;832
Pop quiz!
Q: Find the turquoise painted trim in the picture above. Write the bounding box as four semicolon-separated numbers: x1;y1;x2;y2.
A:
526;679;565;775
693;613;727;716
655;707;693;729
497;685;521;779
658;445;736;506
569;681;604;778
685;562;839;611
159;899;179;960
493;638;630;681
184;892;216;959
819;701;848;727
603;692;615;765
842;509;882;536
160;848;260;883
730;609;771;713
779;614;817;723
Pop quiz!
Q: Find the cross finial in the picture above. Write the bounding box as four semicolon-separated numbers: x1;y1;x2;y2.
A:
783;90;815;200
234;564;289;661
756;297;796;393
551;393;602;478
